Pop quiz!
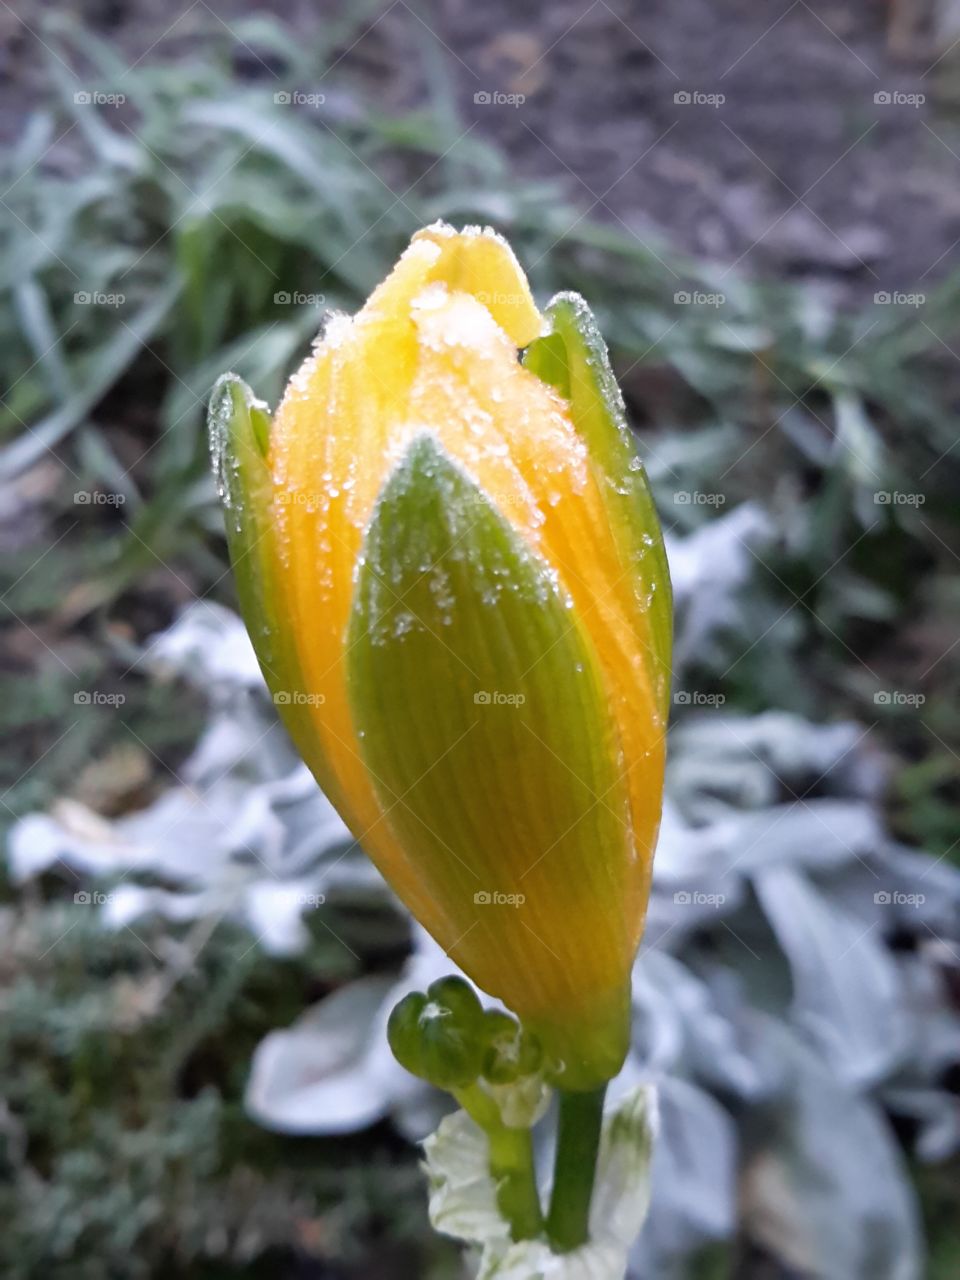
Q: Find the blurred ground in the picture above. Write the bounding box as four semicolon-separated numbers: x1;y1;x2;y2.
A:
8;1;960;295
2;2;960;1278
423;0;960;295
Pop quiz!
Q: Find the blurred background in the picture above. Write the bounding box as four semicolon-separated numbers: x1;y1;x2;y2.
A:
2;1;960;1277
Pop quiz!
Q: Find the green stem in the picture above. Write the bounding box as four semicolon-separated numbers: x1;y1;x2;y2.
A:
546;1084;607;1252
488;1124;544;1241
454;1083;544;1241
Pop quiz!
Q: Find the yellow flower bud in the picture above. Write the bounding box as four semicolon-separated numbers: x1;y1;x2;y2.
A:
209;224;671;1090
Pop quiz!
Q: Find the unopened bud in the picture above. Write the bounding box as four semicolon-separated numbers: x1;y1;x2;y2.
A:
387;976;486;1089
481;1010;542;1084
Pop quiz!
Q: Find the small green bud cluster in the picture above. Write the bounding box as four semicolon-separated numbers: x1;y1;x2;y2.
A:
388;976;484;1088
481;1010;542;1084
388;976;541;1092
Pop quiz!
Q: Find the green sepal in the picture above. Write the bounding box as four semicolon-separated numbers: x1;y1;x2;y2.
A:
207;374;355;825
523;293;673;720
347;432;632;1090
207;373;283;683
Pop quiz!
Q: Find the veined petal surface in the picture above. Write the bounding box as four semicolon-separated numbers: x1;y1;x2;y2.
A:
348;435;633;1086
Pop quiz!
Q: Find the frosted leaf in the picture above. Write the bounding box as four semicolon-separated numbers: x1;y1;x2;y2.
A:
207;382;232;502
207;373;270;515
422;1085;657;1280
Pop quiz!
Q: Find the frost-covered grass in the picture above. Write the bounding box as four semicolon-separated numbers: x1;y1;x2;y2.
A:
2;8;960;1279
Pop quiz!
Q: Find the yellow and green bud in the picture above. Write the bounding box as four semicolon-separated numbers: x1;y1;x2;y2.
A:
209;223;671;1092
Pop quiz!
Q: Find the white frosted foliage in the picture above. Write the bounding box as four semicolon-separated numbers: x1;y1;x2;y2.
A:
423;1085;657;1280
